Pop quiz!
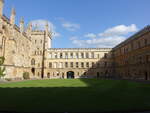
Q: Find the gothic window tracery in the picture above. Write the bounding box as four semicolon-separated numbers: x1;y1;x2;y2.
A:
31;58;35;65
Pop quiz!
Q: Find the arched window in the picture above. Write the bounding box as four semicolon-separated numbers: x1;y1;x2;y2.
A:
86;52;89;58
81;53;84;58
31;58;35;65
86;62;89;68
65;62;68;68
76;62;78;68
60;53;63;58
76;53;79;59
65;53;68;59
81;62;84;68
70;53;73;58
49;62;52;68
70;62;73;68
54;53;57;58
91;52;94;58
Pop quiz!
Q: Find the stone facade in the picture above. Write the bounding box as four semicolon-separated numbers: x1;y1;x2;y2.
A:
0;0;111;79
110;26;150;80
0;0;150;80
0;0;51;80
44;48;111;79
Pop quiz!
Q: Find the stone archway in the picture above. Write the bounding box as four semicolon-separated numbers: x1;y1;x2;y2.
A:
67;71;74;79
47;72;50;78
31;68;35;75
145;71;148;80
97;72;100;78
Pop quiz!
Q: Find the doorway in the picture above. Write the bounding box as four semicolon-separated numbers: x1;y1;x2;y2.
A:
67;71;74;79
31;68;35;75
145;71;148;80
97;72;100;78
47;72;50;78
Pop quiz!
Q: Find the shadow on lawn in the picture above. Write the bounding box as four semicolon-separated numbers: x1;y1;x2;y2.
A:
0;80;150;113
0;87;102;113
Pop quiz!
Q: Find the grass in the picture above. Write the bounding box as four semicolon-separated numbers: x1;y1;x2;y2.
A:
0;79;150;112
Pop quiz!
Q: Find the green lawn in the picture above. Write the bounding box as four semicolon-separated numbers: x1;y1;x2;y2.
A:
0;79;150;112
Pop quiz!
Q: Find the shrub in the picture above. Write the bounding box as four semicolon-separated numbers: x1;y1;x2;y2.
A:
23;72;30;80
5;78;12;81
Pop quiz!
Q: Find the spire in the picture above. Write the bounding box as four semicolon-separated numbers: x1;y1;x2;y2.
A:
11;7;16;15
20;17;24;33
0;0;4;16
20;17;24;23
34;23;38;31
45;21;52;48
26;22;32;36
28;22;32;30
45;21;49;33
10;7;16;25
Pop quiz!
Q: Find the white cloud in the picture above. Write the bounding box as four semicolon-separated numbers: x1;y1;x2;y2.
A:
72;39;85;47
62;22;80;31
71;36;126;48
30;19;61;38
56;18;80;31
99;24;138;37
31;20;54;31
71;24;138;48
84;33;96;38
70;36;78;40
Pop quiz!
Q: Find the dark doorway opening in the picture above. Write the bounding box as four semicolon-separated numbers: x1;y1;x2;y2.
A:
47;73;50;78
67;71;74;79
97;72;100;78
145;71;148;80
31;68;35;75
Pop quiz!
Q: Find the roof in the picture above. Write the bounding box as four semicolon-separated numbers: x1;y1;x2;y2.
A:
47;48;112;52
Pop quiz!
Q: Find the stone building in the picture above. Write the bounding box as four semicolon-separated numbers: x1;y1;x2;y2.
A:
111;26;150;80
44;48;111;79
0;0;51;80
0;0;149;80
0;0;111;79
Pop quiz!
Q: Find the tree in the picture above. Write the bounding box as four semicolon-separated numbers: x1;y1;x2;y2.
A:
0;56;5;79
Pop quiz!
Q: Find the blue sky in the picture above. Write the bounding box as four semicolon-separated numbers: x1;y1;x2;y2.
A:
3;0;150;48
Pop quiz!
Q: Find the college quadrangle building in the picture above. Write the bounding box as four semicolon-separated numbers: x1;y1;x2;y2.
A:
0;0;150;80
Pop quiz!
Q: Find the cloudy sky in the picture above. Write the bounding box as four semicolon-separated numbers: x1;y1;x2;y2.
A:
4;0;150;48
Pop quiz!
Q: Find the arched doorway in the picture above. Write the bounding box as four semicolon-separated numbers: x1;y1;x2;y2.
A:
31;68;35;75
67;71;74;79
97;72;100;78
145;71;148;80
47;72;50;78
